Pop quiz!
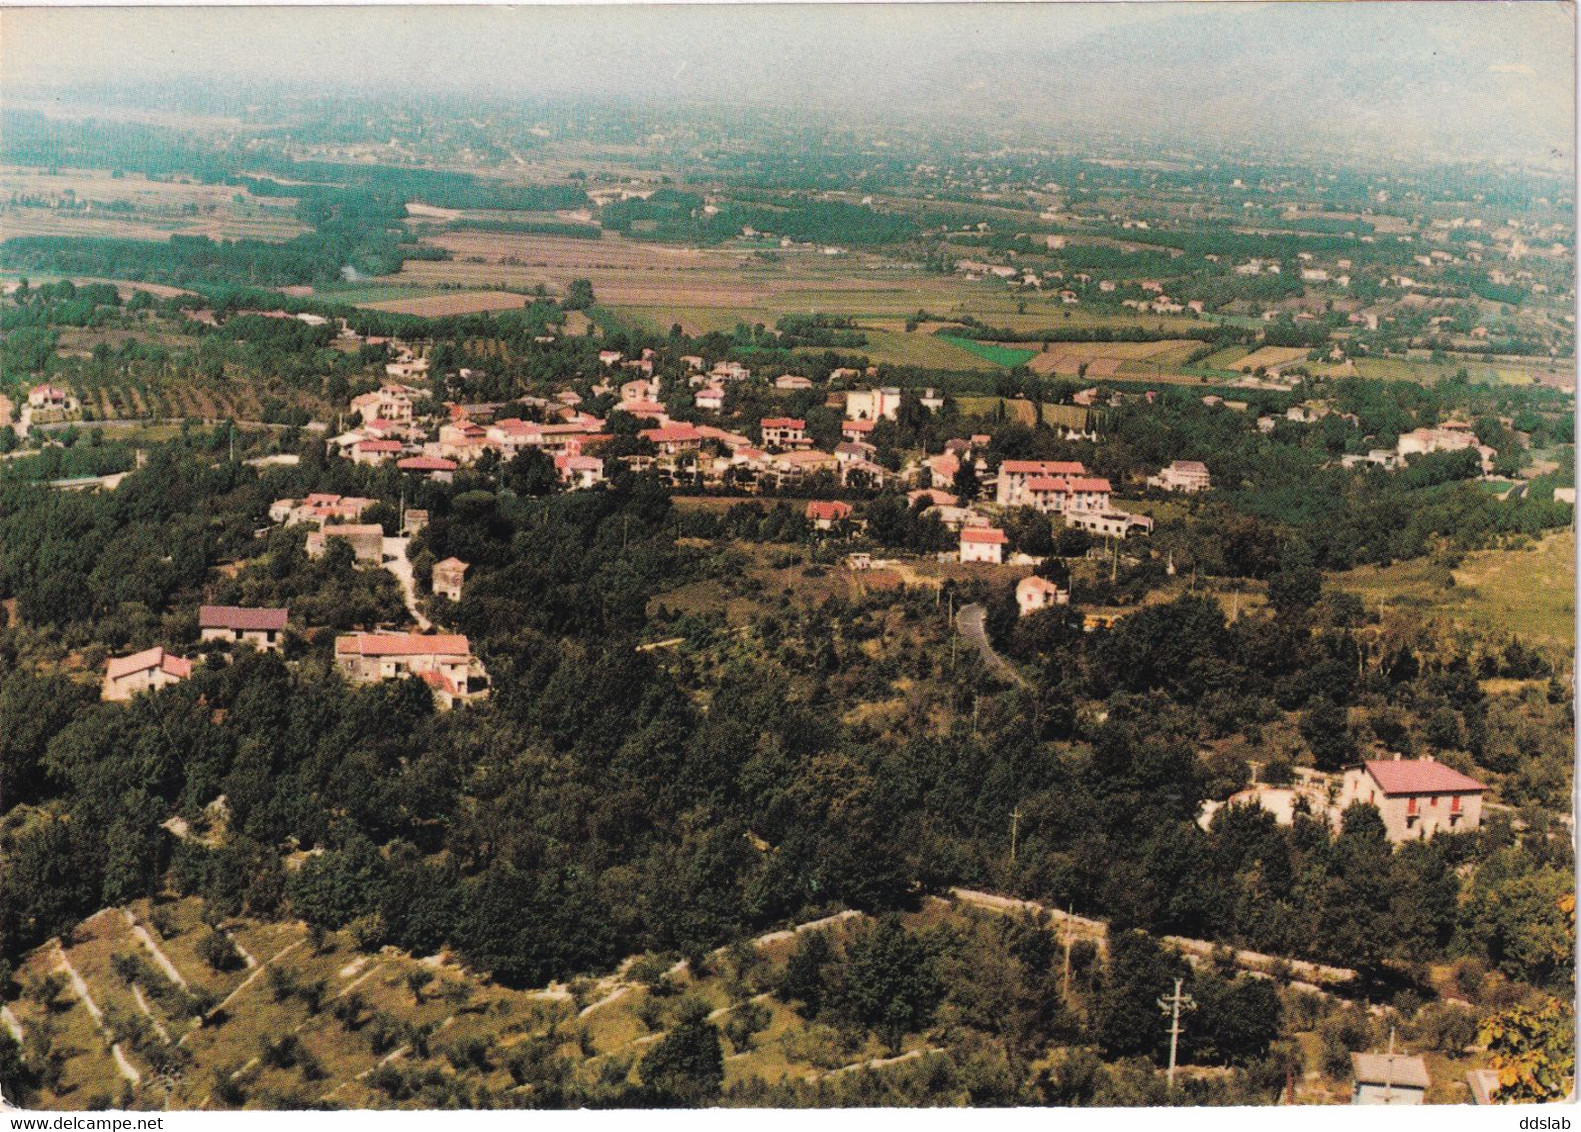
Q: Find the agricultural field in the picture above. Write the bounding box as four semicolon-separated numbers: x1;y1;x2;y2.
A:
0;165;309;244
1024;339;1199;377
359;290;536;317
7;892;1159;1111
378;231;1213;352
936;336;1038;368
1330;528;1575;654
1344;355;1577;390
1227;346;1314;374
954;396;1039;424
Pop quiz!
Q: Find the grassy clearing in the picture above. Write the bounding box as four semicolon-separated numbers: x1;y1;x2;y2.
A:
1331;528;1575;654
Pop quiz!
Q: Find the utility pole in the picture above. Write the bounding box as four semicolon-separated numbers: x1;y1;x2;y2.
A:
1061;905;1073;1000
1157;978;1196;1093
1382;1026;1397;1105
1009;805;1022;866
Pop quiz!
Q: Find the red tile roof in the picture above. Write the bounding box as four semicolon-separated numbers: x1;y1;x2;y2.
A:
640;424;703;444
806;500;853;522
335;633;470;658
397;456;458;472
761;417;805;429
961;527;1009;545
420;668;463;697
106;647;192;682
355;439;404;453
199;605;288;632
1363;759;1485;795
1026;476;1112;494
1002;460;1086;476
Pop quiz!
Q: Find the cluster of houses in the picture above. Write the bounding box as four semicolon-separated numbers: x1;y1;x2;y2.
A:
103;600;489;710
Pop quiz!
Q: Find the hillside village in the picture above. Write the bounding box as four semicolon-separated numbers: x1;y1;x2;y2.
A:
0;24;1575;1113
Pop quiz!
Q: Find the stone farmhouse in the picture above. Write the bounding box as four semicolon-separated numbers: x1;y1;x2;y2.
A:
199;605;288;651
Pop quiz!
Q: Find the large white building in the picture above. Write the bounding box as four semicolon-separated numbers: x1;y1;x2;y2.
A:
845;387;903;422
1148;460;1212;493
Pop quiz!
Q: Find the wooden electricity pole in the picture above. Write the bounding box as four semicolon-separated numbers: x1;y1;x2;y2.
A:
1157;978;1196;1093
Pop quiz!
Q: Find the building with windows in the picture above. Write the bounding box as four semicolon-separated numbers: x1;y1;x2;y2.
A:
1337;758;1485;842
199;606;288;651
960;527;1009;564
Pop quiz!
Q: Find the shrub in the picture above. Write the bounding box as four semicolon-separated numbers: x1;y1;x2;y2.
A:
198;930;244;973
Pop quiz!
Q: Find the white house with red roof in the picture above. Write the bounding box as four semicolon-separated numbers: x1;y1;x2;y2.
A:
1016;575;1069;615
556;453;605;489
960;526;1009;564
351;383;420;424
1338;757;1486;842
618;399;670;423
351;438;406;466
931;453;961;491
103;647;192;702
640;423;704;455
695;387;726;411
28;383;77;411
841;419;877;444
996;460;1087;507
200;605;288;651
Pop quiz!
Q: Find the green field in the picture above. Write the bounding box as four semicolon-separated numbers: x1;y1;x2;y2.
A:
936;335;1038;367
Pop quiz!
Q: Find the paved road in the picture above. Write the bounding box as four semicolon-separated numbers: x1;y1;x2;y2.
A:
955;602;1030;688
382;536;432;631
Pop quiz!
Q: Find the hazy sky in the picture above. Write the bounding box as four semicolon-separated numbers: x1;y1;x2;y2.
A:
1;3;1573;163
1;4;1176;94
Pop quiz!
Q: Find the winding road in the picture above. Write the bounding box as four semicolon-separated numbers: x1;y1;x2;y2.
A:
955;603;1030;689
